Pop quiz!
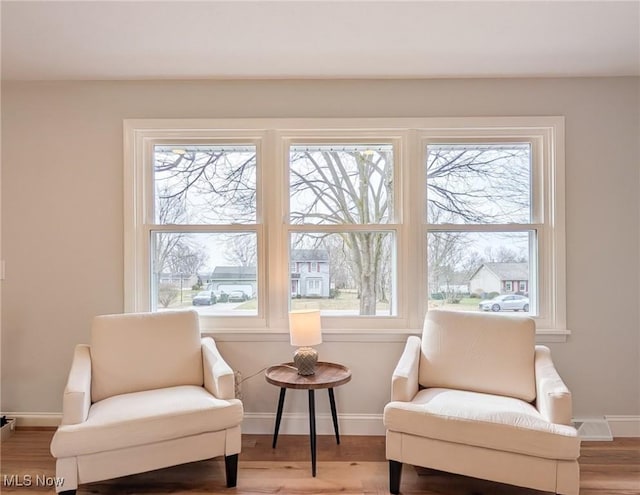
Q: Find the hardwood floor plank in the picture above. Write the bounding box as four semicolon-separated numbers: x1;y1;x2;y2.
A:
1;431;638;494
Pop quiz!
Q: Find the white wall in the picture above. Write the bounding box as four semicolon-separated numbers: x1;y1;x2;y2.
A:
1;78;639;427
469;267;501;295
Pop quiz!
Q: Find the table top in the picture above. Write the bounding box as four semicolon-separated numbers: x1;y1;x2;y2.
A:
265;362;352;390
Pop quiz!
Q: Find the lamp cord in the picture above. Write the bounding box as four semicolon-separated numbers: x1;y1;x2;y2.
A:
237;364;297;384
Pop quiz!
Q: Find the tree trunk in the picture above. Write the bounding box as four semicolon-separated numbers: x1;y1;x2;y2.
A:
358;233;377;315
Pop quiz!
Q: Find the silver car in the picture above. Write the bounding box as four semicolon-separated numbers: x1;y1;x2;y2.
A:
228;290;249;303
479;294;529;312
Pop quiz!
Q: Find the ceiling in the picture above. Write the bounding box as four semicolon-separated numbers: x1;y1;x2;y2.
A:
2;1;639;81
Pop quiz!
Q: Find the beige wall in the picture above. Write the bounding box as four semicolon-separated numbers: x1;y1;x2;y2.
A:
2;78;639;422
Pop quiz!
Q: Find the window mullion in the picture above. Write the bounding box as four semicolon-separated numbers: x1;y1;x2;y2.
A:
405;129;424;327
264;130;288;329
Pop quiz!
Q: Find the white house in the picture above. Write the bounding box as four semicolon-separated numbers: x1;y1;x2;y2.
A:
290;249;331;298
469;263;529;296
199;249;331;299
206;266;257;298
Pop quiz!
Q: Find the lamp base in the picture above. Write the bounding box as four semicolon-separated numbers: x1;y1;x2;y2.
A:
293;347;318;375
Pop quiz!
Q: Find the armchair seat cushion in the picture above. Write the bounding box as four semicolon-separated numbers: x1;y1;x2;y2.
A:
51;385;243;458
384;388;579;460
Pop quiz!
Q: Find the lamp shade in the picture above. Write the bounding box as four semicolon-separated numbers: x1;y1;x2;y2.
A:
289;310;322;347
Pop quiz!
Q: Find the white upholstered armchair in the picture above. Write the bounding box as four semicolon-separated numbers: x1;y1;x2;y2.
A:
384;310;580;495
50;311;243;494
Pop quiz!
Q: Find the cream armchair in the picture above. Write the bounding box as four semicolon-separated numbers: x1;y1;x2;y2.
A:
384;310;580;495
50;311;243;494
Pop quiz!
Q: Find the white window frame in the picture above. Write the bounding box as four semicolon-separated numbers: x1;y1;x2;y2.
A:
419;123;566;338
124;117;567;340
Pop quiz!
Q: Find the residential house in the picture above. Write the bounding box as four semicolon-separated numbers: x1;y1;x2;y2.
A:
158;272;198;289
290;249;331;298
199;249;331;299
205;266;257;298
469;262;529;296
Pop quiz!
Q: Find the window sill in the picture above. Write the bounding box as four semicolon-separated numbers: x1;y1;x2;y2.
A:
535;328;571;343
204;328;570;343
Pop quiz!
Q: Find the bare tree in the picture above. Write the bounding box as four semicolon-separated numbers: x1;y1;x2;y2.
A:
158;283;179;308
167;244;208;277
154;185;188;275
153;147;257;304
224;234;257;267
155;147;257;224
290;148;393;315
483;245;527;263
153;184;208;290
427;144;530;224
428;232;466;295
153;143;529;315
324;236;353;290
426;145;530;299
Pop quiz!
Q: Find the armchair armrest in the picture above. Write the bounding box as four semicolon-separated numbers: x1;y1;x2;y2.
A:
61;344;92;425
534;345;573;425
202;337;235;400
391;336;421;402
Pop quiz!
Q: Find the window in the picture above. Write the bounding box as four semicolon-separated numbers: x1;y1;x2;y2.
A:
287;143;397;317
151;145;259;317
126;139;264;328
307;279;322;294
426;142;534;314
125;118;566;337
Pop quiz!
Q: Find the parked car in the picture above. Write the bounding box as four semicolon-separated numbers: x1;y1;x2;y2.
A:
192;290;216;306
479;294;529;312
212;290;228;303
228;290;249;303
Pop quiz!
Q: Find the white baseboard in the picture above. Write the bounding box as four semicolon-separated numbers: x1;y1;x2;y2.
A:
4;413;62;428
242;412;385;436
605;415;640;438
2;411;386;435
5;412;639;439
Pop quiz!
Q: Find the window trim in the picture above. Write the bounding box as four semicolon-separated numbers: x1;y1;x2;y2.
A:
418;125;565;332
124;117;567;340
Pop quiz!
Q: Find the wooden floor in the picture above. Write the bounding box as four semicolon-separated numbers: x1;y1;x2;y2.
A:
1;430;638;494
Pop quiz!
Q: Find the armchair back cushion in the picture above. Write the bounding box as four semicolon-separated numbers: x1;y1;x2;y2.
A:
419;310;536;402
91;311;204;402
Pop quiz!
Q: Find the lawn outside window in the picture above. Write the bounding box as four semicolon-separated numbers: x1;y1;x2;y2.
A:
124;117;567;340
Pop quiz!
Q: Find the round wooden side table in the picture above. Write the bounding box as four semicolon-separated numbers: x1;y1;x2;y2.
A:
265;361;352;477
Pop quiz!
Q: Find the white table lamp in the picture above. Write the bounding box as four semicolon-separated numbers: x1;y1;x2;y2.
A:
289;310;322;375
